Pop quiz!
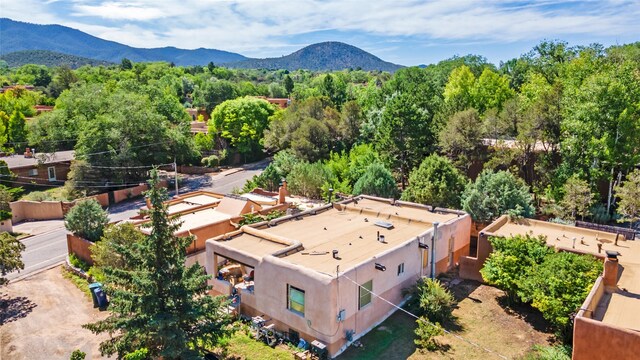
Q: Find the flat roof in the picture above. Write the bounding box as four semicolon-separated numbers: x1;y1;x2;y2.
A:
209;196;464;275
167;194;222;215
486;217;640;331
140;208;231;235
0;150;74;169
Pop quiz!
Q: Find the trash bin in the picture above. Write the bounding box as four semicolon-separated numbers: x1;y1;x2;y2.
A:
89;282;109;309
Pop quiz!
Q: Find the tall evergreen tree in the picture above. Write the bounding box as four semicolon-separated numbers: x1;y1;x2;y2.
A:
84;170;230;359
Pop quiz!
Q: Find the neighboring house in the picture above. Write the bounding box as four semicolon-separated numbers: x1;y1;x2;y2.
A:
187;108;210;122
205;195;471;357
34;105;54;114
0;150;74;185
0;85;35;93
255;96;291;109
459;216;640;360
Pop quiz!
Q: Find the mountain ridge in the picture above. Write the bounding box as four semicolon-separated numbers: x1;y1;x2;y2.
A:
0;18;402;71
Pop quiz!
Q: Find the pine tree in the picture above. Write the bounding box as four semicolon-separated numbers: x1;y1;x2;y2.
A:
7;110;27;149
83;170;230;359
284;74;294;96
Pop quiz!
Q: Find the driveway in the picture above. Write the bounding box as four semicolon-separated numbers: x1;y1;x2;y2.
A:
0;266;111;359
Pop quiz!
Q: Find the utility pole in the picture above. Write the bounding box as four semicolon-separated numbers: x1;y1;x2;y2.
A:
174;156;179;197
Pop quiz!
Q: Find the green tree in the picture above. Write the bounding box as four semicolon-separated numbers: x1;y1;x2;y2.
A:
210;97;275;158
7;110;27;147
352;162;398;199
461;170;534;223
283;74;294;95
401;154;467;209
64;199;109;242
414;317;444;352
615;169;640;225
83;170;230;358
560;176;594;221
193;80;237;113
375;93;435;189
443;65;476;112
481;234;552;302
0;232;25;285
472;68;514;112
120;58;133;70
89;223;146;283
521;251;601;335
287;161;331;199
438;108;484;168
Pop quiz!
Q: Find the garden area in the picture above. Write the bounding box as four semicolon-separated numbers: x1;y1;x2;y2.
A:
338;280;559;360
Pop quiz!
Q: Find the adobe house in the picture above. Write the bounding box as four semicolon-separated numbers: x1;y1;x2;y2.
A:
458;215;640;360
0;150;73;185
205;195;471;357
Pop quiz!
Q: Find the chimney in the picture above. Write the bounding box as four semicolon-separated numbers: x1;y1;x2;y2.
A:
278;179;287;205
603;251;620;288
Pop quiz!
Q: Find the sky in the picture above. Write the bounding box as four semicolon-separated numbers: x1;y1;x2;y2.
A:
3;0;639;66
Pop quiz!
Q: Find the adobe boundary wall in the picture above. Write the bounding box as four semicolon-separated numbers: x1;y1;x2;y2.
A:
67;233;94;266
10;180;167;223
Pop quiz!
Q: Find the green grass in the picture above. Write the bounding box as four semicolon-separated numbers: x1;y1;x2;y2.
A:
61;267;92;299
21;187;72;201
339;310;418;360
216;326;295;360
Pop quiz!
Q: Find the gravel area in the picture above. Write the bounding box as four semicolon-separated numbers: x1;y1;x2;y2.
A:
0;266;111;359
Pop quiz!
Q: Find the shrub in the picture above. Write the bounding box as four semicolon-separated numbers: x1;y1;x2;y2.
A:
64;199;109;242
461;170;534;223
70;349;86;360
402;154;467;208
68;253;90;272
352;162;398;199
123;348;149;360
521;345;571;360
480;234;552;302
287;162;331;199
201;155;220;168
414;317;444;351
416;278;455;323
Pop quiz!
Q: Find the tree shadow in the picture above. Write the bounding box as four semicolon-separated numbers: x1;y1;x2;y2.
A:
0;294;37;325
496;294;552;334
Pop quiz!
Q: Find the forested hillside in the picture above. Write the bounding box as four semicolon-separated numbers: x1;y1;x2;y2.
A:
0;18;247;66
0;50;112;68
0;40;639;228
226;42;402;72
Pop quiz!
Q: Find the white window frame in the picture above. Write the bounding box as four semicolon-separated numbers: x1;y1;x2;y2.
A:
397;263;405;276
28;168;38;177
287;284;305;316
47;166;56;181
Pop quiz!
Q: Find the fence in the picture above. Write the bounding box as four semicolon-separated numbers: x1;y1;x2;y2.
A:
575;221;637;240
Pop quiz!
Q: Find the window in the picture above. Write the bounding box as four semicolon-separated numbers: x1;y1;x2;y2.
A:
397;263;405;276
288;285;305;316
28;168;38;176
47;167;56;181
358;280;373;309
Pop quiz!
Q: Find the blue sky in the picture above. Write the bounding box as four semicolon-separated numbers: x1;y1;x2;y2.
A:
4;1;639;65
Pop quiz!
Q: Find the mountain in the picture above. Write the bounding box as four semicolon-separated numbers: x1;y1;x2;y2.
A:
0;18;247;66
0;50;113;68
0;18;402;71
226;42;402;72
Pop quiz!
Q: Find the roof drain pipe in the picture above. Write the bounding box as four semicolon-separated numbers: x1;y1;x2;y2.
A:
431;222;439;279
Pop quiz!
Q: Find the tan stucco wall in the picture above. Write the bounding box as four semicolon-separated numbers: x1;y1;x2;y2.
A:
459;215;510;281
573;316;640;360
0;218;12;232
66;233;94;266
11;200;64;223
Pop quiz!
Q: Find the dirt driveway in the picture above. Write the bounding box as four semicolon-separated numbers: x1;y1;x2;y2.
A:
0;266;111;359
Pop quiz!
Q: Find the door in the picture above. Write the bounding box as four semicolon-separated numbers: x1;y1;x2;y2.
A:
47;167;56;181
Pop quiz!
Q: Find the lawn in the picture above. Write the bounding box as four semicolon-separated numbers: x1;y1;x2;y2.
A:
338;280;555;360
214;326;296;360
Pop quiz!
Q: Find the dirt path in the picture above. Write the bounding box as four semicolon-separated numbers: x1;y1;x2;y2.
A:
0;266;111;359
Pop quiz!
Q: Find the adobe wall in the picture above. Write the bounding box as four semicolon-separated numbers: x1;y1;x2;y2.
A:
66;233;94;266
184;221;237;254
113;183;147;203
572;317;640;360
0;218;12;232
459;215;510;281
10;200;64;223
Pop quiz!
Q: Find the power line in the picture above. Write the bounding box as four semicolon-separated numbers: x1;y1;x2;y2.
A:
0;173;149;186
341;274;509;360
0;177;151;189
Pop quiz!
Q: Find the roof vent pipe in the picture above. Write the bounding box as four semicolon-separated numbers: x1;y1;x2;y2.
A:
332;250;339;259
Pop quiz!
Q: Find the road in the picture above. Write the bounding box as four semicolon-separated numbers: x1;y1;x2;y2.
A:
5;161;267;282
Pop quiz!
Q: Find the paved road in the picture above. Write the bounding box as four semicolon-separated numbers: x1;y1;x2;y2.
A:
6;161;268;281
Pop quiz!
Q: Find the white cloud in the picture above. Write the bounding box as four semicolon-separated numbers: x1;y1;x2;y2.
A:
5;0;639;59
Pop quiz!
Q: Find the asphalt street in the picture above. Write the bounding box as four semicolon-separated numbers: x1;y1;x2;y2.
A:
6;161;267;281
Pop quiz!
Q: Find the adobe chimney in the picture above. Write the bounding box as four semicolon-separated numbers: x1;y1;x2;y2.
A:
603;251;620;288
278;179;288;205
